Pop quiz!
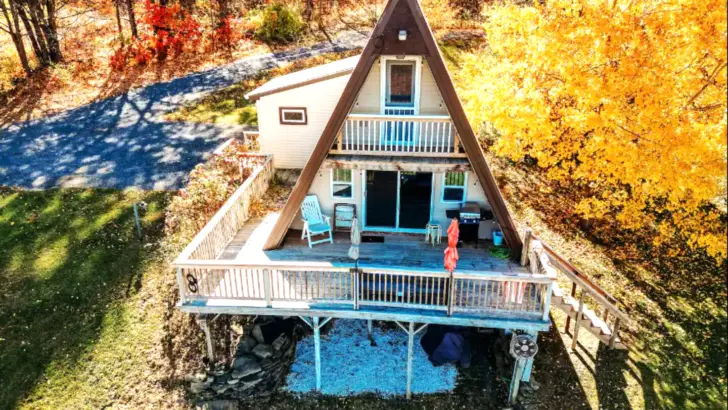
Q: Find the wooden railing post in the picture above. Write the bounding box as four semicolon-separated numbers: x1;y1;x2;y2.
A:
571;290;585;350
521;228;533;267
447;273;456;316
542;281;554;322
263;268;272;307
176;267;187;304
353;268;359;310
609;318;621;350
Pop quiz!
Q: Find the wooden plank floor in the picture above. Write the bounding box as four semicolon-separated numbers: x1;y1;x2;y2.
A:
219;215;527;274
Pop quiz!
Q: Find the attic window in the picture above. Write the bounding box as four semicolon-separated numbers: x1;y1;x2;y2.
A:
386;61;415;107
279;107;307;125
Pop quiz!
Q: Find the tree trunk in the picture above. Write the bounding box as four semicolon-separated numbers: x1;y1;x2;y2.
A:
24;0;52;65
126;0;138;38
0;0;32;75
43;0;62;63
15;5;43;62
114;0;124;43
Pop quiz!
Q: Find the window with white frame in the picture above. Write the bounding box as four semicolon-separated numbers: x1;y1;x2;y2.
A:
331;169;354;199
279;107;307;125
442;172;467;203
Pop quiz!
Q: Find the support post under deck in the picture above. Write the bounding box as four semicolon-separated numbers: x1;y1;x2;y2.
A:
395;321;427;399
367;319;373;339
313;316;321;391
198;314;214;364
406;322;414;399
299;316;332;392
508;358;526;404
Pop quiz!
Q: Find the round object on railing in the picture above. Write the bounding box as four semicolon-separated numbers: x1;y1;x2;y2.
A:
510;334;538;359
186;273;199;293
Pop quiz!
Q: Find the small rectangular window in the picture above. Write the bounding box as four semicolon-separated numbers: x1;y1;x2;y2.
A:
331;169;354;199
442;172;467;203
279;107;307;125
386;61;415;107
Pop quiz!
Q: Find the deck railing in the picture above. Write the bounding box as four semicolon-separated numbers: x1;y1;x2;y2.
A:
174;154;274;262
174;261;554;320
330;114;465;156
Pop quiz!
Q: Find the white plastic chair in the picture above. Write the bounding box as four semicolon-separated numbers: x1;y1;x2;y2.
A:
300;194;334;248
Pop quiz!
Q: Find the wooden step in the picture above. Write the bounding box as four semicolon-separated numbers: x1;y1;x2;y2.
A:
550;283;627;349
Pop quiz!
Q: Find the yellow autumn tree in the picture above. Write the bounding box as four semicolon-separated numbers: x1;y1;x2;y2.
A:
459;0;727;261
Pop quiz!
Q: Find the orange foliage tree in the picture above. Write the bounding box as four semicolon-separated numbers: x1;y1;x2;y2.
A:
459;0;727;261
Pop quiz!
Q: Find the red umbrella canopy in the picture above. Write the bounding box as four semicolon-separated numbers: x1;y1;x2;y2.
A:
444;218;459;273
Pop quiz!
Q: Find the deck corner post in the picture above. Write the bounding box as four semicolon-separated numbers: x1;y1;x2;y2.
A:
520;228;533;267
313;316;322;391
508;358;525;404
542;281;554;323
263;268;272;307
406;321;415;400
367;319;373;339
176;267;187;304
198;314;214;365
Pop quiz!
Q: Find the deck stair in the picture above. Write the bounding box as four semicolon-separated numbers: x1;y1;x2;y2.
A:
550;283;627;350
522;229;629;351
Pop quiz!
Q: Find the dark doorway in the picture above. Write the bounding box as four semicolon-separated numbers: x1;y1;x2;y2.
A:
365;171;398;228
399;172;432;229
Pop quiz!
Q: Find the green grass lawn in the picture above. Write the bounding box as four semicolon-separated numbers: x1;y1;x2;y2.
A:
0;188;194;409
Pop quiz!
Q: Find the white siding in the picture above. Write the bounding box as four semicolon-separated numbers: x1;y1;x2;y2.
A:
420;62;448;115
349;58;447;115
351;59;381;114
256;74;350;169
291;169;363;230
295;170;494;239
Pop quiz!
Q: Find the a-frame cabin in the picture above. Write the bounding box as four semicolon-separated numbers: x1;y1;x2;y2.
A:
174;0;563;401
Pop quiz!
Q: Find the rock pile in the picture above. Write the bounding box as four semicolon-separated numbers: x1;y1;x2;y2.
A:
187;318;297;402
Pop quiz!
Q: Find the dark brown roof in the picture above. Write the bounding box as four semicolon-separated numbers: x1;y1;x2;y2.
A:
263;0;522;255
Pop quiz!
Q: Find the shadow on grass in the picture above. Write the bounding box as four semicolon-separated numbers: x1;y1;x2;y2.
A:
0;188;168;409
488;154;728;409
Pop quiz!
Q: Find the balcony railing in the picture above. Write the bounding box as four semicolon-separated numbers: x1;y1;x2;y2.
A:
174;261;554;321
330;114;465;156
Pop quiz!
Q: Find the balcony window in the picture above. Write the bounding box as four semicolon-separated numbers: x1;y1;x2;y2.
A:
386;61;415;107
331;169;354;199
442;172;467;203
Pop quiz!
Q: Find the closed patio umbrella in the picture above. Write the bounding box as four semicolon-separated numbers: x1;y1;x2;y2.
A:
444;219;459;273
348;217;361;262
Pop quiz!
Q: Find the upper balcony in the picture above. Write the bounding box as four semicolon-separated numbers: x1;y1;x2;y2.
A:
330;114;466;157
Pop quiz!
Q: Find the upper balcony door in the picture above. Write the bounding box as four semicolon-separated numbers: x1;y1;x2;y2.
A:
381;56;422;146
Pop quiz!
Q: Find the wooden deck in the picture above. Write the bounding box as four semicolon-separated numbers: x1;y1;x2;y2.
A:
219;216;526;273
172;155;554;332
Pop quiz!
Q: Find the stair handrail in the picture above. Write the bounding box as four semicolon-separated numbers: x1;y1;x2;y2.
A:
522;229;629;323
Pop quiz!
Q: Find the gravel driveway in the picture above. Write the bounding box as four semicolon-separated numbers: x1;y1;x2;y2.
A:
0;32;366;190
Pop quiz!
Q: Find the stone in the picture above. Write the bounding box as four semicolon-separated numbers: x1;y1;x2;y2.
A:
272;349;283;359
231;360;262;379
252;344;273;360
252;325;266;344
271;334;288;351
213;384;231;394
239;373;263;383
197;400;239;410
189;382;207;394
236;335;258;355
226;377;240;385
185;373;208;382
231;355;257;370
214;373;231;385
